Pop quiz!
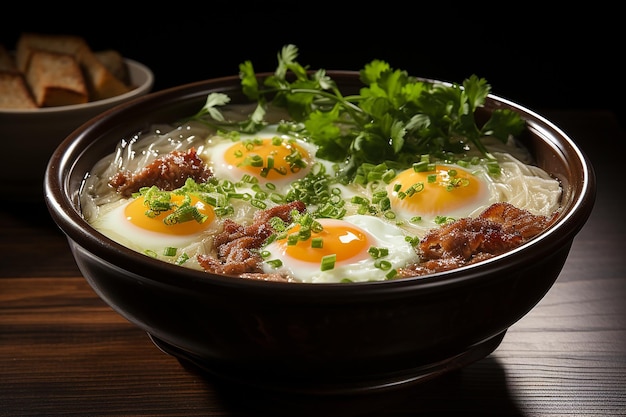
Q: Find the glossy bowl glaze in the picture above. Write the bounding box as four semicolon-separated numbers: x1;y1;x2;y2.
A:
44;72;596;396
0;58;153;201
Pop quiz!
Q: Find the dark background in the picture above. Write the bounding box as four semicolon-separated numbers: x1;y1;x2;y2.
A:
3;4;624;128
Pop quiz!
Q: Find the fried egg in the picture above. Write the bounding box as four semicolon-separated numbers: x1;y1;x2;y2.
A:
91;193;218;259
84;121;563;283
386;163;498;228
206;130;323;193
262;215;419;283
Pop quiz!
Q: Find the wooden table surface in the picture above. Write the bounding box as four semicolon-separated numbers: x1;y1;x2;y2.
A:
1;109;625;416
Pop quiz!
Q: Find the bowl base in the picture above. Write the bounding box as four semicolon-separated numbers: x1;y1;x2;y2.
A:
148;330;506;396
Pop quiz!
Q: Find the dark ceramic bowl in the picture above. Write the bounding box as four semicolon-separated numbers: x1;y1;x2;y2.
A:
44;71;595;396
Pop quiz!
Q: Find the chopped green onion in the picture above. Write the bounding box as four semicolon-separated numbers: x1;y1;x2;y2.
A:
375;259;392;271
351;195;369;205
250;199;267;209
264;234;278;245
269;193;285;203
266;259;283;268
412;161;429;172
242;154;264;167
381;169;396;184
486;160;501;175
385;269;398;280
298;228;312;241
163;202;207;226
316;203;346;219
270;218;287;233
239;174;257;184
287;233;299;246
435;215;454;225
368;247;389;258
405;235;420;246
227;192;247;200
320;254;336;271
163;247;177;257
254;191;268;200
379;196;391;211
214;206;234;216
175;253;189;265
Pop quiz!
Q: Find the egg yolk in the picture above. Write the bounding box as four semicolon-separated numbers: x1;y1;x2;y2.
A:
387;165;485;217
124;194;214;235
278;220;374;264
223;137;310;181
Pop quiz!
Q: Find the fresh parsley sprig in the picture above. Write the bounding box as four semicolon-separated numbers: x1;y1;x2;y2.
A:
189;44;525;181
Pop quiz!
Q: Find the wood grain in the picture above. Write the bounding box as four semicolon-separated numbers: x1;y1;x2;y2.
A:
1;110;624;416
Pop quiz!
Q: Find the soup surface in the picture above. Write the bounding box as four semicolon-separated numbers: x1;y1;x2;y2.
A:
81;118;561;283
80;46;563;283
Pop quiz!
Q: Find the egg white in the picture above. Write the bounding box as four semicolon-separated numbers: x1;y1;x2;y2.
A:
84;120;563;282
340;156;561;239
261;215;419;283
90;198;219;260
203;128;335;196
387;163;498;230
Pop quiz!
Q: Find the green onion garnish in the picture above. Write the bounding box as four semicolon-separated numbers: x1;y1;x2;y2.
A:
175;253;189;265
163;247;177;257
320;254;336;271
266;259;283;268
385;269;398;280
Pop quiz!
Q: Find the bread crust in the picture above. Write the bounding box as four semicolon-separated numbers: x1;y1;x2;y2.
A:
25;50;88;107
16;33;131;103
95;49;130;85
0;70;38;109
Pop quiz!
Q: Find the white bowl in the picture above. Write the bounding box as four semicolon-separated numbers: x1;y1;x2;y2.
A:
0;58;154;200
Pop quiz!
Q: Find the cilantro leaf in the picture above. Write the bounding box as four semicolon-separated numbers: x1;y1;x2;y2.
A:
191;93;231;122
187;44;527;182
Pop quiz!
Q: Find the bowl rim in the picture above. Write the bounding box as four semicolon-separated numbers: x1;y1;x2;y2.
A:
0;58;154;114
44;71;597;298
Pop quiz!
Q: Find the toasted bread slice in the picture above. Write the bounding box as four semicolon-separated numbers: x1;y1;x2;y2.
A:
0;70;38;109
79;50;131;100
25;50;88;107
95;49;130;85
17;33;131;101
16;33;86;72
